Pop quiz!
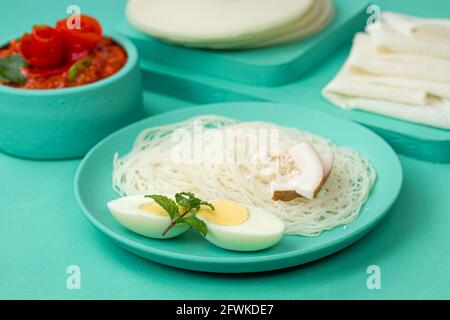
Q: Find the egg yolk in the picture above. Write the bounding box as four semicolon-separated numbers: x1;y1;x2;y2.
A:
197;200;249;226
140;202;168;216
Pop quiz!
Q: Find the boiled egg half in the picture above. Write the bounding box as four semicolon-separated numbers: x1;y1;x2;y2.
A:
107;195;189;239
197;200;285;252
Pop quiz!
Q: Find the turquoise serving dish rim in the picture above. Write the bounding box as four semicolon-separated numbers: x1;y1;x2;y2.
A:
74;102;403;273
0;32;138;96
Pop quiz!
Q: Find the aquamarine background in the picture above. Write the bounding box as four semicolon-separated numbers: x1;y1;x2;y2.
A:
1;0;450;299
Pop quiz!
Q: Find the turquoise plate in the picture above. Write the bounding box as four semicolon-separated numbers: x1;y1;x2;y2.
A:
74;102;402;273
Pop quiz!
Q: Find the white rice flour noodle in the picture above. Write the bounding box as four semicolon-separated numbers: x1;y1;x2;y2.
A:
113;116;376;236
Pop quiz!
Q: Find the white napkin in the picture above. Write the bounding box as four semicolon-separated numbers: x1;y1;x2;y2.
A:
383;11;450;43
322;12;450;130
349;33;450;84
325;94;450;130
367;24;450;60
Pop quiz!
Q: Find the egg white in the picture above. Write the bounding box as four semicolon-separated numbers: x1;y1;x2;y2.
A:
107;195;189;239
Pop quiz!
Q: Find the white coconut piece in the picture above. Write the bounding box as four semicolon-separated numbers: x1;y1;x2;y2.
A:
319;149;334;179
271;142;327;201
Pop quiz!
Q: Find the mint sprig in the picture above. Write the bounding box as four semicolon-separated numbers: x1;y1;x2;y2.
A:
0;54;28;85
145;192;213;237
175;192;214;211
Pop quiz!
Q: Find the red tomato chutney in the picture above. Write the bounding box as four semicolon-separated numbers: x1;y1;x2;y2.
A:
0;37;127;89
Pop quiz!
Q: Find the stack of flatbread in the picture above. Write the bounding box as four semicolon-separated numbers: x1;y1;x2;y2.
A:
126;0;334;49
323;12;450;130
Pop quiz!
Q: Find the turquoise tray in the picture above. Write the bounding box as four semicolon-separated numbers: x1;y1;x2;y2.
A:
74;102;402;273
118;1;450;163
117;0;368;87
138;53;450;163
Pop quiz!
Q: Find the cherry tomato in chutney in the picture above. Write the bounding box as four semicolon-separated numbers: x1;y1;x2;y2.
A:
0;37;126;89
0;15;126;89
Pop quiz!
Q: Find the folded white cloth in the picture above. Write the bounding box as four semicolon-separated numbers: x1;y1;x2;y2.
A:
325;95;450;130
322;12;450;130
367;24;450;60
349;33;450;84
383;11;450;43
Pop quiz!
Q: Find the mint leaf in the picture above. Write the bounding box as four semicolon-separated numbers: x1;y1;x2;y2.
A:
145;195;179;220
199;200;214;210
149;192;212;237
0;54;27;85
175;192;196;208
67;57;91;82
178;216;208;237
175;192;214;211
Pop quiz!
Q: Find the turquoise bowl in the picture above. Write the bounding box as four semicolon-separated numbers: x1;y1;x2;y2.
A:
0;34;143;160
